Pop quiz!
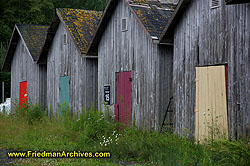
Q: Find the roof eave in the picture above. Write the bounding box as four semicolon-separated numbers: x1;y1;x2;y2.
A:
86;0;120;56
225;0;250;5
81;53;98;58
2;24;36;71
15;25;35;63
159;0;191;44
1;26;18;72
125;1;158;43
37;11;60;64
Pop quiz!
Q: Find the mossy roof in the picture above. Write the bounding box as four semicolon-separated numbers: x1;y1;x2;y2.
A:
17;24;49;61
57;8;103;54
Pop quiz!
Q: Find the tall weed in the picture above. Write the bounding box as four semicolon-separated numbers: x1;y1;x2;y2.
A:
11;102;47;124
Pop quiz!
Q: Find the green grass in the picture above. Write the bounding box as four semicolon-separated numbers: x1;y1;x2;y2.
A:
0;104;249;166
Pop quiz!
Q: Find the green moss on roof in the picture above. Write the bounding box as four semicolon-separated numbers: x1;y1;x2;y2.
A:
17;24;48;61
57;8;102;54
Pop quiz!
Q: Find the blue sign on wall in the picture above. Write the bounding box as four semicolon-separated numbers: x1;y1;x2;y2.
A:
104;85;110;105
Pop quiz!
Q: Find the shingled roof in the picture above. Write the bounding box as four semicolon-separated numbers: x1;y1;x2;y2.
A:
37;8;102;63
159;0;190;43
129;0;176;38
17;24;48;61
86;0;176;55
2;24;48;72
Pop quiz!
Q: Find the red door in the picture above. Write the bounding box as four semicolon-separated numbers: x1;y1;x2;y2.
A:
19;81;27;107
115;71;132;126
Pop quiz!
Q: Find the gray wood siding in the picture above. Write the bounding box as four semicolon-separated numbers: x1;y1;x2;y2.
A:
173;0;250;139
98;0;173;129
47;22;98;116
11;38;47;109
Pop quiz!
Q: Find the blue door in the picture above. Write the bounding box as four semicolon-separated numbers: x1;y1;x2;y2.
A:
59;76;70;115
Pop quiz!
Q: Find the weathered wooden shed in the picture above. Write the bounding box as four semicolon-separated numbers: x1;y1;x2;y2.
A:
160;0;250;140
37;8;102;115
87;0;176;129
2;24;48;109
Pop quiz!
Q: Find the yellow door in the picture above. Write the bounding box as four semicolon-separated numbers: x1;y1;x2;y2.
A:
195;65;228;143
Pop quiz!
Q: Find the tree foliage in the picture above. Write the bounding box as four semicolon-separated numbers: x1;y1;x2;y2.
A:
0;0;108;102
0;0;107;45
